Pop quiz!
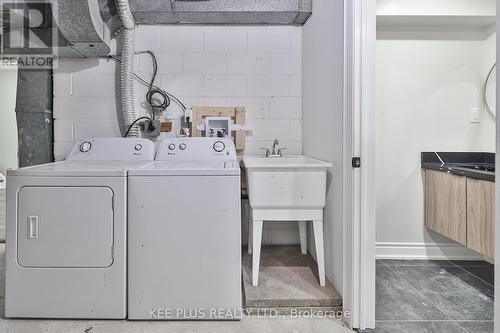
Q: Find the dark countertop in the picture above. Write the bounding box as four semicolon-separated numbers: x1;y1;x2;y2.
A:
421;152;495;182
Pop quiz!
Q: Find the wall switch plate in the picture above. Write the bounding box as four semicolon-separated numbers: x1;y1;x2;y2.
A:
469;107;480;123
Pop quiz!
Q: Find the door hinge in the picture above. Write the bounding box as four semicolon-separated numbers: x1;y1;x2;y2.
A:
352;157;361;168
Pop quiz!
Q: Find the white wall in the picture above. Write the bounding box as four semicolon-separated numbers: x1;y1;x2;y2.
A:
375;35;496;258
0;65;19;176
303;0;344;294
53;25;303;160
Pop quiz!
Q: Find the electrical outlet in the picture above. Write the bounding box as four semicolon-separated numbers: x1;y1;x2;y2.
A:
142;119;161;138
469;107;480;123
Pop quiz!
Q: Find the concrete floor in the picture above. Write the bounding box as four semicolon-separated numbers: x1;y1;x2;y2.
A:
0;244;350;333
0;318;350;333
242;246;342;312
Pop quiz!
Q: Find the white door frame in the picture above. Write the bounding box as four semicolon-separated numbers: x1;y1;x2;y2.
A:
343;0;377;330
495;1;499;330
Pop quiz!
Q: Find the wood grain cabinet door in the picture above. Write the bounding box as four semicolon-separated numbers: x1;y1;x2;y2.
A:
425;170;467;245
466;178;495;259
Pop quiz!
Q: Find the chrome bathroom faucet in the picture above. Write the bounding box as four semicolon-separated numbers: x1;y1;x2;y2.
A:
261;139;286;157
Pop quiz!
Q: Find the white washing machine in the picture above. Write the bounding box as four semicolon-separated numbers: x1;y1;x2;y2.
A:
5;137;156;319
128;138;242;320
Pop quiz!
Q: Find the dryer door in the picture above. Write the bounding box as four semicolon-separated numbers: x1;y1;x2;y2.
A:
17;186;114;268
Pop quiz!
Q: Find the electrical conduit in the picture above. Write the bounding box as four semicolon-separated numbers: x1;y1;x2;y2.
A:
114;0;137;136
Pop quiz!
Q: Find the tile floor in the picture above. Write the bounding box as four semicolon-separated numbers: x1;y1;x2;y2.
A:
367;259;495;333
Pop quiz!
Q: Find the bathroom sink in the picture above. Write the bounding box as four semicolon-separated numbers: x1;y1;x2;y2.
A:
456;164;495;172
243;156;332;210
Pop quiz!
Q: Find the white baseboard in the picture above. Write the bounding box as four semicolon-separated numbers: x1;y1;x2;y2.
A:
376;242;484;260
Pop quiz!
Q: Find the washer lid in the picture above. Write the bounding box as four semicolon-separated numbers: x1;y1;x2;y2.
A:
7;161;155;177
129;160;240;176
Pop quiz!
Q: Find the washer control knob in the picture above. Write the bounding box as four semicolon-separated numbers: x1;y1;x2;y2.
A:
168;143;176;151
79;141;92;153
213;141;225;152
134;144;143;151
179;143;187;150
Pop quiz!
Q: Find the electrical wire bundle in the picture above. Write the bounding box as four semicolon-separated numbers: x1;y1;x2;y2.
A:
106;51;187;137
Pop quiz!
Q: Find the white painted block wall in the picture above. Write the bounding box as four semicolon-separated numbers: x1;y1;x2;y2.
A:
53;25;303;161
53;25;304;246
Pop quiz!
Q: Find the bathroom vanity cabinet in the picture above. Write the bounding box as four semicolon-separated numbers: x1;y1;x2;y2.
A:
424;170;495;258
425;170;467;245
466;178;495;258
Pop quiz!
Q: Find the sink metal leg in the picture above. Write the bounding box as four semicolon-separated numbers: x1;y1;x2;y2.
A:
313;220;326;287
252;220;263;286
298;221;307;254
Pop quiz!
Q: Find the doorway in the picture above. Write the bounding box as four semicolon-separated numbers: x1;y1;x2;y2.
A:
351;0;498;331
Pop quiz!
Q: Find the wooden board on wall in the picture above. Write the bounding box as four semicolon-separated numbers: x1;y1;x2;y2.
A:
191;106;247;151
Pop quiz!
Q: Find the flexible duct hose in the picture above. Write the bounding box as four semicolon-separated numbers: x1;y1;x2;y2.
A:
114;0;135;29
114;0;137;136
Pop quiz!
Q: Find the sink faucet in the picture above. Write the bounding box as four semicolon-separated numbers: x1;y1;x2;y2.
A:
272;139;279;155
261;139;286;157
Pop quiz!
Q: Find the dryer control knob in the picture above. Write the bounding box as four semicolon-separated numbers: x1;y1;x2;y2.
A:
135;144;143;151
213;141;225;152
179;143;187;150
79;141;92;153
168;143;176;150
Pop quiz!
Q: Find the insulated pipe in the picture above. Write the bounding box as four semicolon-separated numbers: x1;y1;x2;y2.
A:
114;0;137;136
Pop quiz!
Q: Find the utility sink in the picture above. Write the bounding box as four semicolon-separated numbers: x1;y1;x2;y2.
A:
243;156;332;210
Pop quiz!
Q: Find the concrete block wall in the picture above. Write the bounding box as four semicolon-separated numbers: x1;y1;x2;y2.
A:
53;25;303;161
53;25;303;245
